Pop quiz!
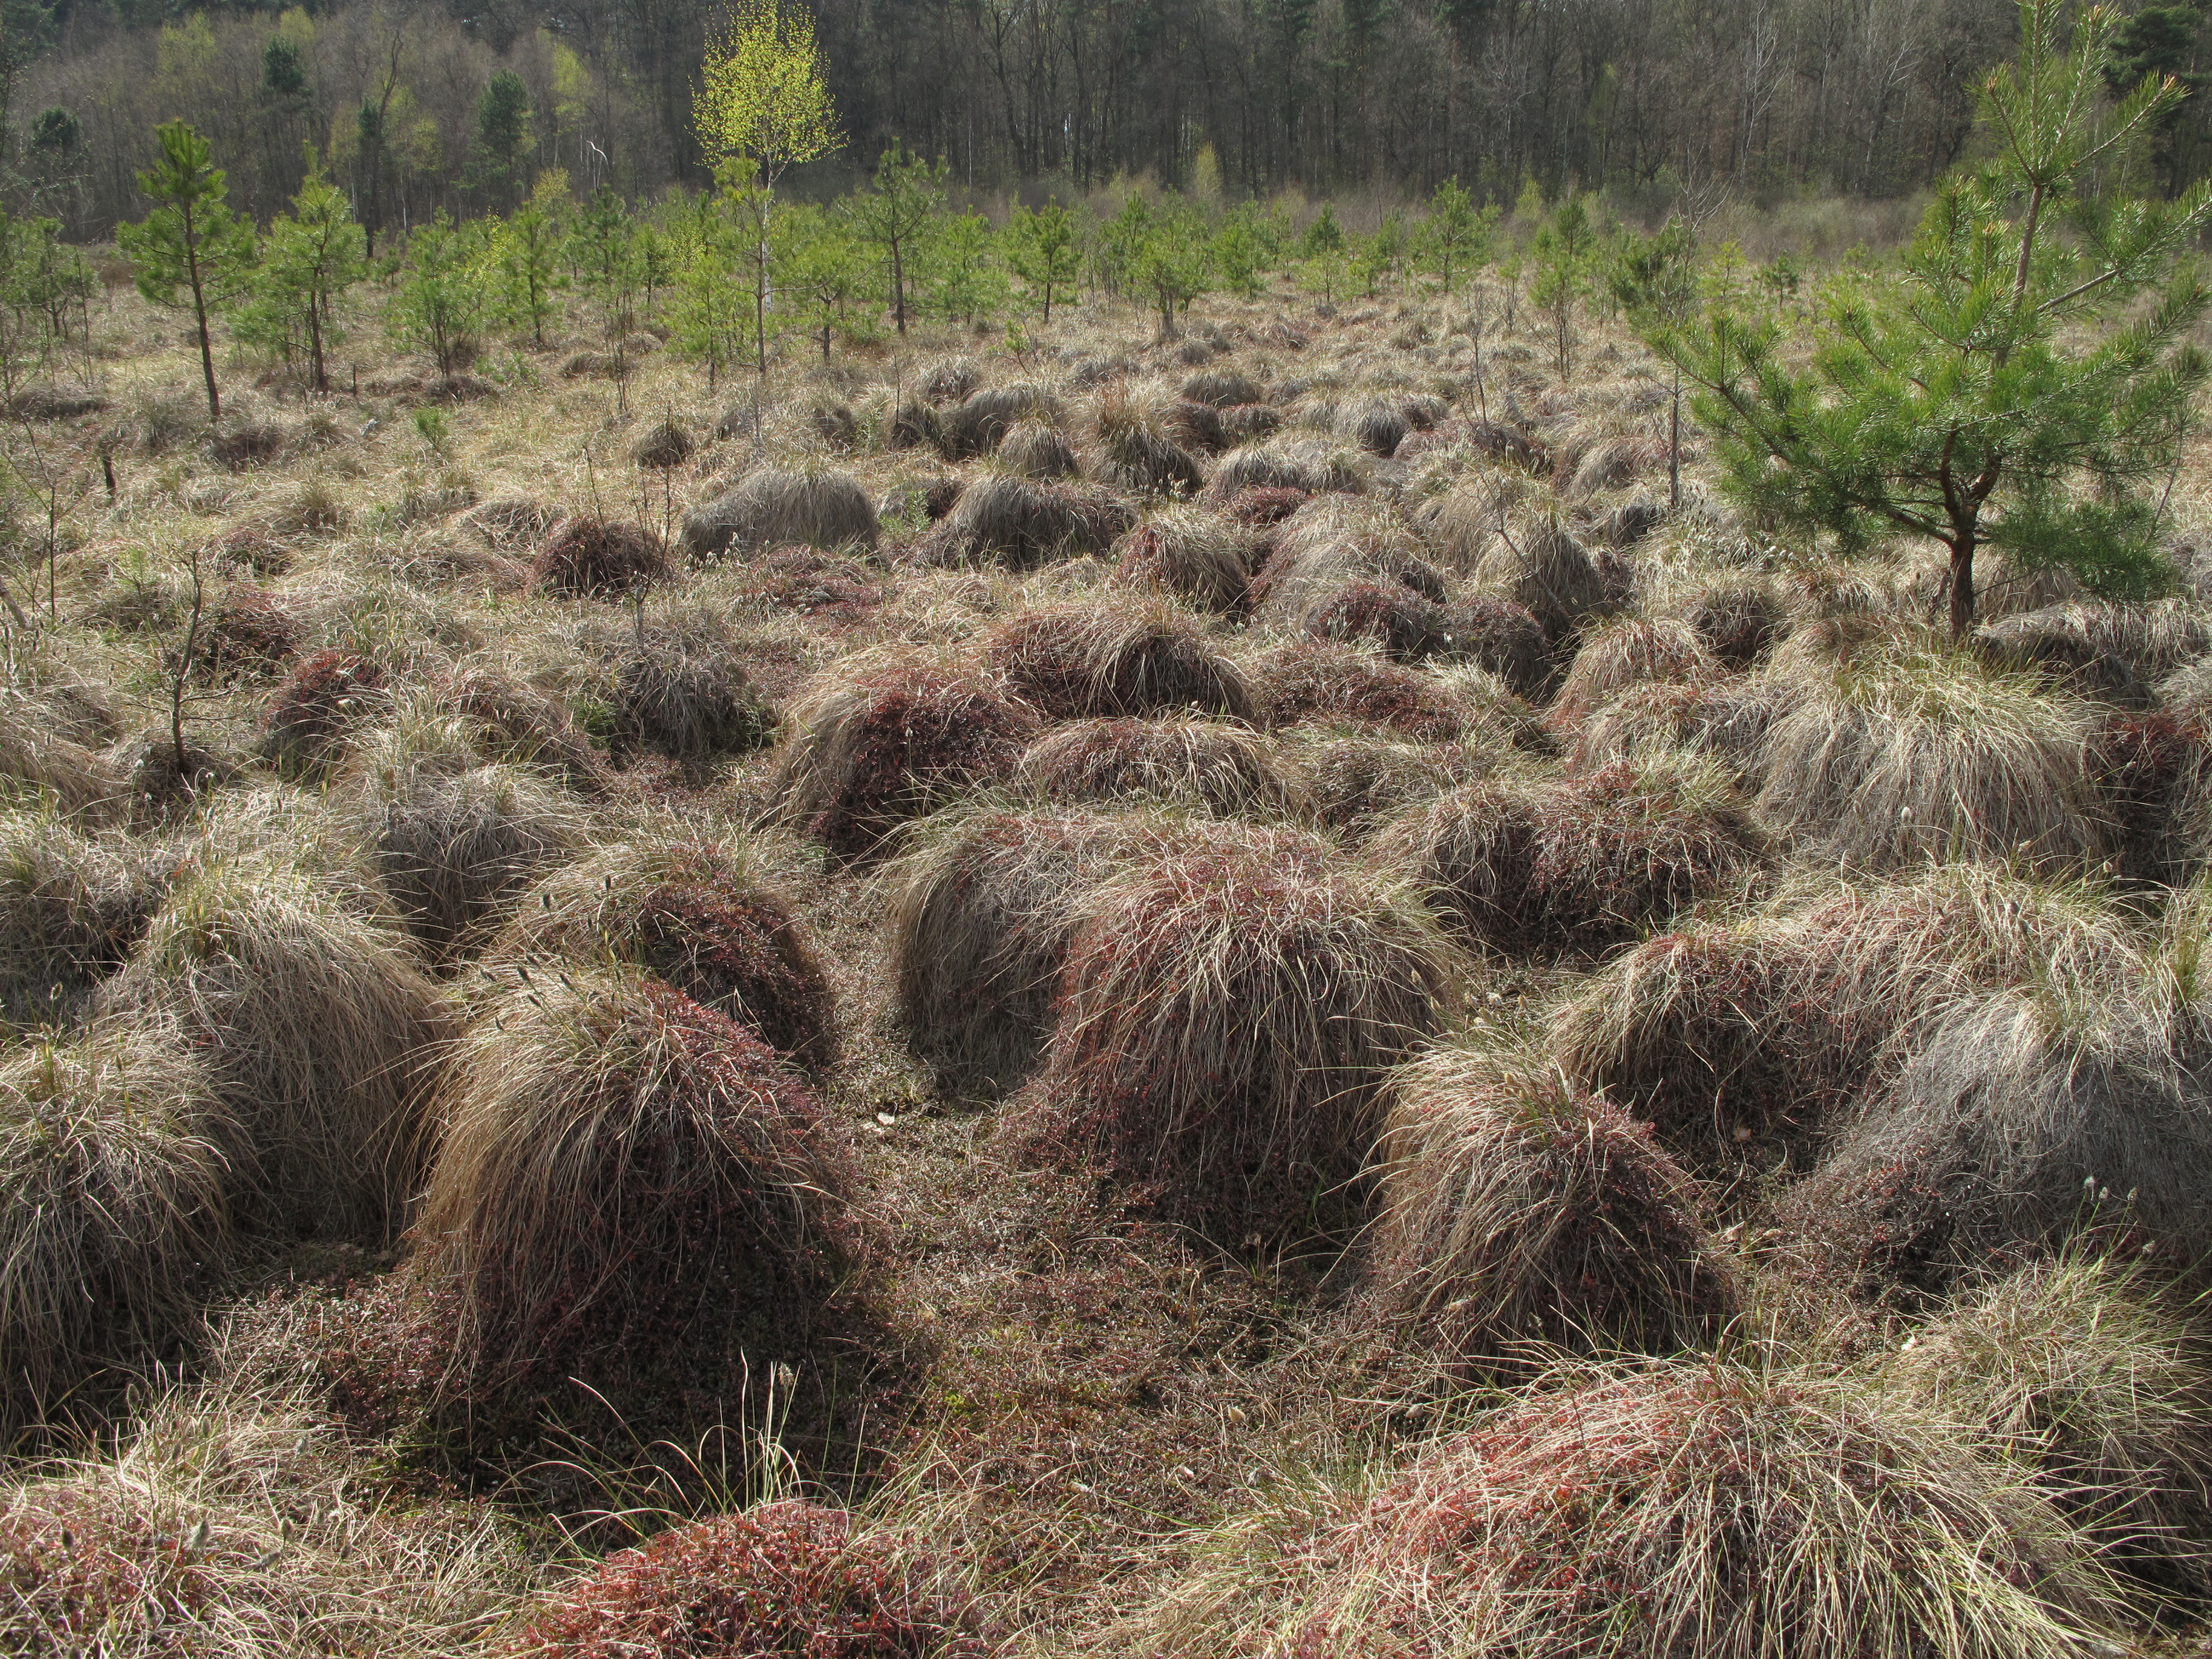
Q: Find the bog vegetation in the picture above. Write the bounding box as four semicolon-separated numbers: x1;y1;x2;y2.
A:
10;1;2212;1655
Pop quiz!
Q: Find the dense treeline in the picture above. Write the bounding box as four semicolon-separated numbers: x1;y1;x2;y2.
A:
9;0;2212;242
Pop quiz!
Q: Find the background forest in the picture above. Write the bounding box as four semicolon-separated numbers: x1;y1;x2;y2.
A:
7;0;2212;242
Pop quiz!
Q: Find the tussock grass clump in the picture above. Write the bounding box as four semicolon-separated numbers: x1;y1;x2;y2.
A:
1012;821;1454;1238
682;469;881;562
406;967;859;1406
631;416;693;470
260;649;392;777
1249;642;1474;742
1568;672;1775;784
771;655;1043;859
1108;508;1256;613
1289;732;1493;841
940;382;1067;460
0;810;154;1023
348;753;581;959
1553;864;2151;1172
1882;1252;2212;1593
0;690;122;821
594;607;780;765
0;1021;227;1424
100;858;454;1243
1181;368;1265;408
1365;1045;1737;1374
1093;386;1206;497
2088;709;2211;882
1682;573;1790;667
1552;615;1720;722
983;599;1254;722
1435;596;1551;697
916;474;1134;568
1472;518;1605;646
1249;499;1451;640
1379;754;1767;957
1149;1360;2124;1659
499;1500;985;1659
530;515;672;599
1016;717;1296;818
736;545;886;626
0;1387;538;1657
179;585;300;686
888;807;1178;1097
920;358;981;405
1200;442;1365;505
1785;986;2209;1295
486;837;836;1072
431;664;606;789
996;417;1082;480
1757;639;2107;874
1982;599;2212;701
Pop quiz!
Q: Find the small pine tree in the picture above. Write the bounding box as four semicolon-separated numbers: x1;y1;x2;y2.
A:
234;149;365;393
1005;200;1080;321
1211;207;1268;299
1297;202;1344;259
1418;176;1496;293
774;201;867;359
389;211;492;376
1529;195;1599;379
845;139;946;335
497;170;570;347
668;190;753;385
928;211;1008;327
117;120;254;420
1657;0;2212;637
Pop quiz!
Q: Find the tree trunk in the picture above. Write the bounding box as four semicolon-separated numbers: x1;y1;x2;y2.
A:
1947;535;1976;640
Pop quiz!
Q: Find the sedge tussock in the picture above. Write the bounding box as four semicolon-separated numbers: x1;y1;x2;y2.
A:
1015;716;1298;818
0;1020;227;1426
1010;818;1458;1240
1364;1042;1737;1375
1132;1359;2127;1659
983;597;1254;723
485;835;836;1072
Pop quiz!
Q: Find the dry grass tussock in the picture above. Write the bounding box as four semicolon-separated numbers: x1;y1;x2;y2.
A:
1010;818;1456;1239
680;468;881;562
1877;1250;2212;1596
983;597;1254;722
406;964;858;1394
887;805;1187;1098
343;743;582;959
484;834;837;1072
1551;863;2155;1170
1788;981;2208;1294
1092;386;1206;498
0;1019;227;1425
1248;641;1476;742
915;474;1134;568
1471;516;1605;646
1363;1041;1738;1376
573;604;781;765
1132;1359;2127;1659
1377;750;1767;957
770;650;1043;859
1551;614;1720;722
1287;731;1496;841
1107;507;1255;613
97;854;455;1244
0;1368;539;1656
0;807;155;1024
0;687;124;823
1756;636;2109;874
1016;717;1299;818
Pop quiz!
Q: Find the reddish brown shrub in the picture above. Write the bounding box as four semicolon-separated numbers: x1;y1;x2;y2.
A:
736;546;885;626
500;1501;985;1659
1223;486;1310;526
533;516;672;599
